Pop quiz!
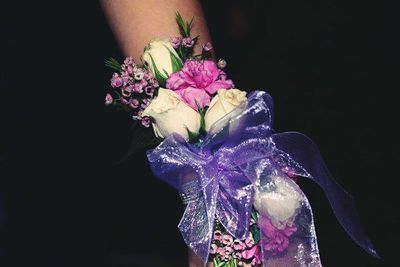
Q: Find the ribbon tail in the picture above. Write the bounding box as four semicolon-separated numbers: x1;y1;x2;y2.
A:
272;132;380;258
178;176;219;266
257;175;322;266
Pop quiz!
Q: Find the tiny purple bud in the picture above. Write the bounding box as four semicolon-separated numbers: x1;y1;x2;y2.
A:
129;98;140;109
111;73;123;88
134;69;145;80
123;57;134;65
121;86;132;97
145;86;155;96
141;116;151;128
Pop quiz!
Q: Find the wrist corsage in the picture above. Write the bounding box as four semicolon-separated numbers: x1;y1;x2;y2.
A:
104;12;379;267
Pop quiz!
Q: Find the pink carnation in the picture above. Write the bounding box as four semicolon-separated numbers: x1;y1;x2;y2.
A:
166;59;234;109
258;216;297;255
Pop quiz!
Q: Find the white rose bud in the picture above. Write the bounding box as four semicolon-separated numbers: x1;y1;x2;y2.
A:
253;175;301;229
142;39;182;83
204;89;247;133
142;88;201;140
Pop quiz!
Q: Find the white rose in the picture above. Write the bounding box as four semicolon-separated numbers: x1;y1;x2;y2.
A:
142;88;200;140
253;175;301;229
142;39;182;82
204;89;247;132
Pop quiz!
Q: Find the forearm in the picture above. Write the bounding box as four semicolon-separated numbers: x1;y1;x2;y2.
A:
100;0;212;62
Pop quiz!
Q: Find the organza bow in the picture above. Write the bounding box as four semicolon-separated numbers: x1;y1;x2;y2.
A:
146;91;378;266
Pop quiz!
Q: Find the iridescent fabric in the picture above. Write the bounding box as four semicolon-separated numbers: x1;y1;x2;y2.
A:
146;91;378;266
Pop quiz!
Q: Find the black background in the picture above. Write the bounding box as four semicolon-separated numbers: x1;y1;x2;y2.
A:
0;1;397;266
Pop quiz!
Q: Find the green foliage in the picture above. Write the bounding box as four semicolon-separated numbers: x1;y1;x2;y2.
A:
118;121;162;163
105;57;121;71
148;54;167;87
165;45;183;72
176;12;194;37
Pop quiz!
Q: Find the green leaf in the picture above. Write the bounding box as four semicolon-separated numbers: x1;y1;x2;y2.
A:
105;57;121;71
186;127;200;143
148;54;167;87
165;46;183;73
175;12;188;37
118;121;162;164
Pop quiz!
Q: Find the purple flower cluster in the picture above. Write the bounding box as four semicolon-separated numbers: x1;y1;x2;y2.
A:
209;218;262;266
105;57;159;127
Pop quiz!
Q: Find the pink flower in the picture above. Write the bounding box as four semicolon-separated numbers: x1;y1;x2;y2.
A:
122;86;132;97
133;83;143;93
258;216;297;255
209;243;218;255
170;37;182;49
105;94;113;106
241;243;261;261
141;116;151;128
124;57;134;65
166;59;234;109
222;234;234;246
233;240;245;251
121;71;130;85
244;235;255;248
129;99;139;109
127;64;134;74
202;42;213;51
111;73;123;88
145;86;155;96
217;247;225;256
182;37;194;48
213;230;222;241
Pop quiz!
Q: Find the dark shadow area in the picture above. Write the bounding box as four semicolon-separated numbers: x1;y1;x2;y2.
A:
0;1;396;266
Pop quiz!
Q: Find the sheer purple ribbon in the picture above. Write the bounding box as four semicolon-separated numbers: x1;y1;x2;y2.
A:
146;91;378;265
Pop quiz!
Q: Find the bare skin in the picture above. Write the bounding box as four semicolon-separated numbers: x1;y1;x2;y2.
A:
100;0;212;63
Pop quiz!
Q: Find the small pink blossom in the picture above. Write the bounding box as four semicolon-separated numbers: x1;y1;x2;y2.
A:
141;98;151;109
224;246;233;255
233;240;245;251
145;86;155;96
133;83;143;93
134;70;144;80
121;71;130;85
209;243;218;254
222;234;234;246
141;116;151;128
170;36;182;49
217;247;225;256
241;243;262;264
166;59;234;108
244;234;255;248
217;59;227;69
105;94;113;106
111;73;123;88
127;64;134;74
